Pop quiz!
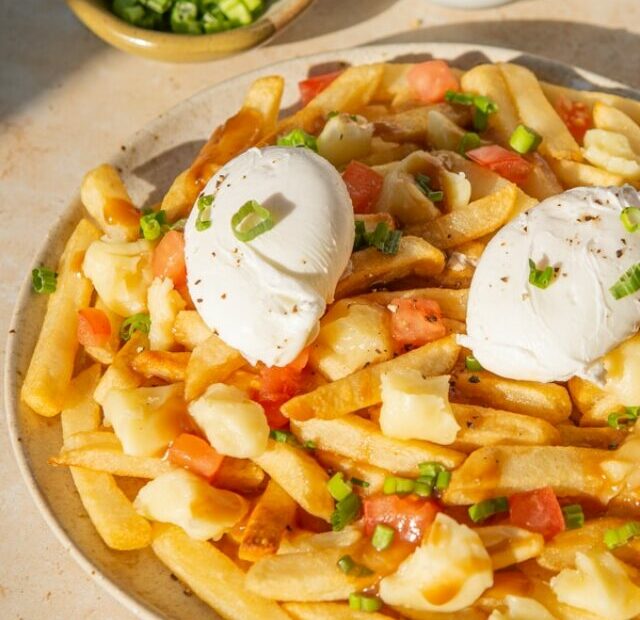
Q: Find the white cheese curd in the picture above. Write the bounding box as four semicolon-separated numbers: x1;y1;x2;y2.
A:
488;595;556;620
184;146;354;367
461;186;640;383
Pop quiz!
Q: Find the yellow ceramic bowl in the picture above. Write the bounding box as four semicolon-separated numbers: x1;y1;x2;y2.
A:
66;0;314;62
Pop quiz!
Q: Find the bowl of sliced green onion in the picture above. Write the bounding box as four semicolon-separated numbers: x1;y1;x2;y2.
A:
66;0;315;62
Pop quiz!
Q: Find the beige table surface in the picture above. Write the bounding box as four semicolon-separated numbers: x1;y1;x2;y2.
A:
1;0;639;618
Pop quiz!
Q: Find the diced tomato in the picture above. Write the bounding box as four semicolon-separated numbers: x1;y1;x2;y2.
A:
298;70;343;106
342;161;384;214
77;308;112;348
363;495;440;544
152;230;187;288
390;298;448;352
508;487;565;540
555;96;593;143
466;145;533;184
407;60;460;104
167;433;225;482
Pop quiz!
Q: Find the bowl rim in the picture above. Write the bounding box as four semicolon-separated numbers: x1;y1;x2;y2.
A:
4;41;637;620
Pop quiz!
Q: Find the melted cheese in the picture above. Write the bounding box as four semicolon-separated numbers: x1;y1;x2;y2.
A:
147;277;186;351
489;595;556;620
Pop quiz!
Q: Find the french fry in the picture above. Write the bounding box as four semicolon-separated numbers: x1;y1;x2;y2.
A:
238;480;297;561
245;547;376;602
253;440;334;521
567;376;622;427
83;298;123;365
152;523;291;620
356;287;468;321
476;525;544;570
498;63;581;160
451;403;560;452
314;451;388;495
444;445;619;505
548;157;626;188
215;458;266;494
443;318;466;334
394;607;487;620
173;309;212;350
452;370;572;424
185;334;245;401
131;350;190;382
334;236;445;299
292;414;465;473
593;102;640;155
21;218;102;417
374;63;413;104
557;424;626;450
282;335;460;421
61;367;151;551
278;527;363;555
284;602;395;620
406;184;517;250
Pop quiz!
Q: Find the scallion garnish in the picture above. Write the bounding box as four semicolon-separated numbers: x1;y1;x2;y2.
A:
459;131;482;155
418;462;446;477
621;207;640;233
383;476;415;495
607;406;639;429
435;470;451;491
269;429;315;451
32;267;57;294
353;220;402;255
465;355;483;371
337;554;373;577
170;218;188;232
120;312;151;341
562;504;585;530
195;193;213;232
603;521;640;550
509;124;543;154
349;592;382;613
415;173;444;202
330;492;361;531
528;259;554;289
231;199;275;242
140;209;168;240
351;477;370;488
468;497;509;523
444;91;498;132
276;128;318;152
371;524;395;551
610;262;640;300
327;472;353;501
444;90;475;106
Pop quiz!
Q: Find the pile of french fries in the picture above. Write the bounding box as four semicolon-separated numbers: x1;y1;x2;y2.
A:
21;59;640;620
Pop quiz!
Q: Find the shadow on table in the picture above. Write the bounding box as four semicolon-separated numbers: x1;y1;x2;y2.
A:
370;19;640;91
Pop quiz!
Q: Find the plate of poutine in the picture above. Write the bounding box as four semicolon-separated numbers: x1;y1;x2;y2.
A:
6;43;640;620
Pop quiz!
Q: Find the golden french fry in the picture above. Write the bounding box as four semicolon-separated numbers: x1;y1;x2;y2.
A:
394;607;487;620
292;414;465;473
549;157;626;188
356;287;468;321
215;458;266;494
152;523;291;620
476;525;544;570
334;236;445;299
567;376;622;427
279;527;363;555
246;547;376;602
444;445;618;505
284;602;396;620
452;403;560;452
173;309;212;350
60;365;102;438
593;102;640;155
83;298;123;365
354;212;397;231
22;219;102;417
452;370;572;424
374;63;413;104
407;185;517;250
557;424;626;450
185;334;245;401
282;335;460;421
315;451;388;495
131;350;191;382
443;318;466;334
238;480;297;562
253;440;334;521
498;63;581;160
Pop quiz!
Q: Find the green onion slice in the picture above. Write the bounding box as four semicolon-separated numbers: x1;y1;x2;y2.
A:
445;90;475;105
528;259;554;289
327;472;353;501
562;504;585;530
351;477;370;488
353;220;402;255
330;492;362;532
140;209;168;240
509;124;543;154
231;200;275;242
608;406;639;429
435;470;451;491
383;476;415;495
468;496;509;523
610;262;640;300
32;267;57;294
195;193;213;232
418;462;446;478
621;207;640;233
473;108;489;132
604;521;640;549
459;132;482;155
465;355;483;371
276;128;318;152
415;173;444;202
120;313;151;341
349;592;382;613
372;524;395;551
337;554;355;574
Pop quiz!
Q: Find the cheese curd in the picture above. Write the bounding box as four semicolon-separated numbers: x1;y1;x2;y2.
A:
134;469;247;541
461;186;640;384
184;146;354;367
582;129;640;180
379;371;460;444
550;551;640;620
316;112;374;167
379;513;493;612
488;595;556;620
603;333;640;405
147;277;186;351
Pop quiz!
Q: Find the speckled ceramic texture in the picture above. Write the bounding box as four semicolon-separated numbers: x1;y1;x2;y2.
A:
66;0;315;62
4;43;639;620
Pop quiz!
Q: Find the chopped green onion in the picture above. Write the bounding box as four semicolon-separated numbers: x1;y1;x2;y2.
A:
112;0;146;25
415;173;444;202
353;220;402;255
621;207;640;233
349;593;382;613
465;355;483;371
509;124;543;154
418;462;445;478
562;504;585;530
468;497;509;523
120;313;151;341
140;209;168;240
435;470;451;491
242;0;263;12
608;406;639;429
604;521;640;550
195;193;213;232
372;524;395;551
32;267;57;294
528;259;554;289
269;429;296;444
170;0;202;34
459;132;482;155
414;479;434;497
610;262;640;300
218;0;252;25
140;0;172;13
337;554;355;574
444;90;475;106
473;95;498;115
171;218;188;231
473;108;489;132
383;476;415;495
303;440;316;450
327;472;353;501
202;7;231;33
330;492;362;531
231;200;275;242
277;128;318;152
351;477;370;488
444;90;498;116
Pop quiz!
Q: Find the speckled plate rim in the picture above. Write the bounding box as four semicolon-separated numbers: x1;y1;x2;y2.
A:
4;42;638;620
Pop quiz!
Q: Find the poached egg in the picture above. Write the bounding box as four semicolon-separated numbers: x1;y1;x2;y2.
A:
184;146;354;367
461;185;640;384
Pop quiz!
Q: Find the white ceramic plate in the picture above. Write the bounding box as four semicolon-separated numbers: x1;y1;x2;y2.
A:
5;43;639;620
